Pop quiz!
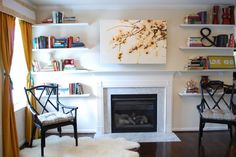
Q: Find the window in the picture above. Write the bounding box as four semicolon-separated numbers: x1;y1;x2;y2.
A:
10;18;28;111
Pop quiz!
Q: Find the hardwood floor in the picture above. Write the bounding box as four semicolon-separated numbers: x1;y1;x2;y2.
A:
138;131;236;157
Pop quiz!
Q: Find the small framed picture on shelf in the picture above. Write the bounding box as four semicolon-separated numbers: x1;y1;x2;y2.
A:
207;56;235;69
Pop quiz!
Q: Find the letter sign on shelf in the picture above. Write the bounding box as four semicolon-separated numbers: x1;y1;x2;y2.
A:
208;56;235;69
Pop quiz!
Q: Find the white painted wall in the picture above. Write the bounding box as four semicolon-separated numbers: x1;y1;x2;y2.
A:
32;6;234;132
29;6;232;134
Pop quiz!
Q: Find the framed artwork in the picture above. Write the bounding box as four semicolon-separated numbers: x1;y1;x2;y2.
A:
100;20;167;64
207;56;235;69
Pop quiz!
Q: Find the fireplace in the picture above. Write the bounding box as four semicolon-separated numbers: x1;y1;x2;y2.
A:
96;77;174;135
111;94;157;133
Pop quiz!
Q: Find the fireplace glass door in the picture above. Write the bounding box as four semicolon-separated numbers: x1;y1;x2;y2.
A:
111;94;157;133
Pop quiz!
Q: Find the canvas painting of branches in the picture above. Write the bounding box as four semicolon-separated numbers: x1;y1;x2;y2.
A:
100;20;167;64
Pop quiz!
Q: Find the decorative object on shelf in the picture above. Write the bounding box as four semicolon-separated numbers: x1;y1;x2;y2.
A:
221;7;231;24
186;80;199;93
200;27;229;47
212;5;220;24
200;27;216;47
200;75;209;85
100;19;167;64
228;34;235;48
207;56;235;69
229;5;235;24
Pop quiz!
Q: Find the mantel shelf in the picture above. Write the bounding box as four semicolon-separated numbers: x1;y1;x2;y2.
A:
32;23;89;27
32;47;89;52
179;47;235;51
180;24;236;29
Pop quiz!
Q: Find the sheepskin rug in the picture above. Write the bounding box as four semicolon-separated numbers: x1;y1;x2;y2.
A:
20;135;140;157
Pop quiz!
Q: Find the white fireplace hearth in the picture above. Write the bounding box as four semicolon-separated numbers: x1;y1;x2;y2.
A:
96;72;174;135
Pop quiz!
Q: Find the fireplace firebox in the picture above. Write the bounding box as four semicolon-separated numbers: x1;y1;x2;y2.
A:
111;94;157;133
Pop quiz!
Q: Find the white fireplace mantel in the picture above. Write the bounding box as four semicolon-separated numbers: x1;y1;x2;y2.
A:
96;73;174;135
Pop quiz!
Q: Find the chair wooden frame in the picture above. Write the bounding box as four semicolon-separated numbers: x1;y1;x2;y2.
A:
197;80;236;146
24;85;78;156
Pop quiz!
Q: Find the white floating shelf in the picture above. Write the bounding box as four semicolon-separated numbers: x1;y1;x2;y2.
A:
180;24;236;29
31;70;90;75
42;93;91;98
179;47;235;51
32;23;89;28
178;69;236;73
179;91;224;97
178;91;201;96
32;47;89;52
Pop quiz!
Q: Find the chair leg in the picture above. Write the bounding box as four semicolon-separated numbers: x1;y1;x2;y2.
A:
198;120;204;146
73;122;78;146
228;124;233;139
41;130;45;157
57;127;62;137
30;125;36;147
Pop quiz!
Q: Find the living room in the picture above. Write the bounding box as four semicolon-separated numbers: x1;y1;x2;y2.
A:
0;0;236;157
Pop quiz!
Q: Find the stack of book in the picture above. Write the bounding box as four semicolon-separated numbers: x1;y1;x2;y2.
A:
53;38;68;48
63;16;77;23
63;59;76;71
187;37;202;47
69;83;84;95
188;56;208;70
68;36;85;48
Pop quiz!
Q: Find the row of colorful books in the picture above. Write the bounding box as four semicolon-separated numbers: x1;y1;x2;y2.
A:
69;83;84;95
32;59;77;72
32;36;85;49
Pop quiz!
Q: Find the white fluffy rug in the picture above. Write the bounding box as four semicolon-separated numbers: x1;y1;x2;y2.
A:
20;135;140;157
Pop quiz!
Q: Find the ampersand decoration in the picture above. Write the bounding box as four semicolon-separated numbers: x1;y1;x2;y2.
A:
200;27;216;47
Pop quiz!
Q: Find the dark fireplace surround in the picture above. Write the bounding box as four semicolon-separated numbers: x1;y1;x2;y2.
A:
111;94;157;133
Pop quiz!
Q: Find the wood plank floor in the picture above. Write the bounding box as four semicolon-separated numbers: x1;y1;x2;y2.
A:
138;131;236;157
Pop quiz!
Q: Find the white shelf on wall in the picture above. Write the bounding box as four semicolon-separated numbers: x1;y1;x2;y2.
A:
178;91;201;96
31;70;90;75
32;23;89;28
178;69;236;73
180;24;236;29
32;47;89;53
179;47;235;51
42;93;91;98
178;91;225;97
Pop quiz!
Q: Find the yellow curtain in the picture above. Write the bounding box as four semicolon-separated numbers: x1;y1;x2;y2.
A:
0;12;19;157
19;20;39;144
